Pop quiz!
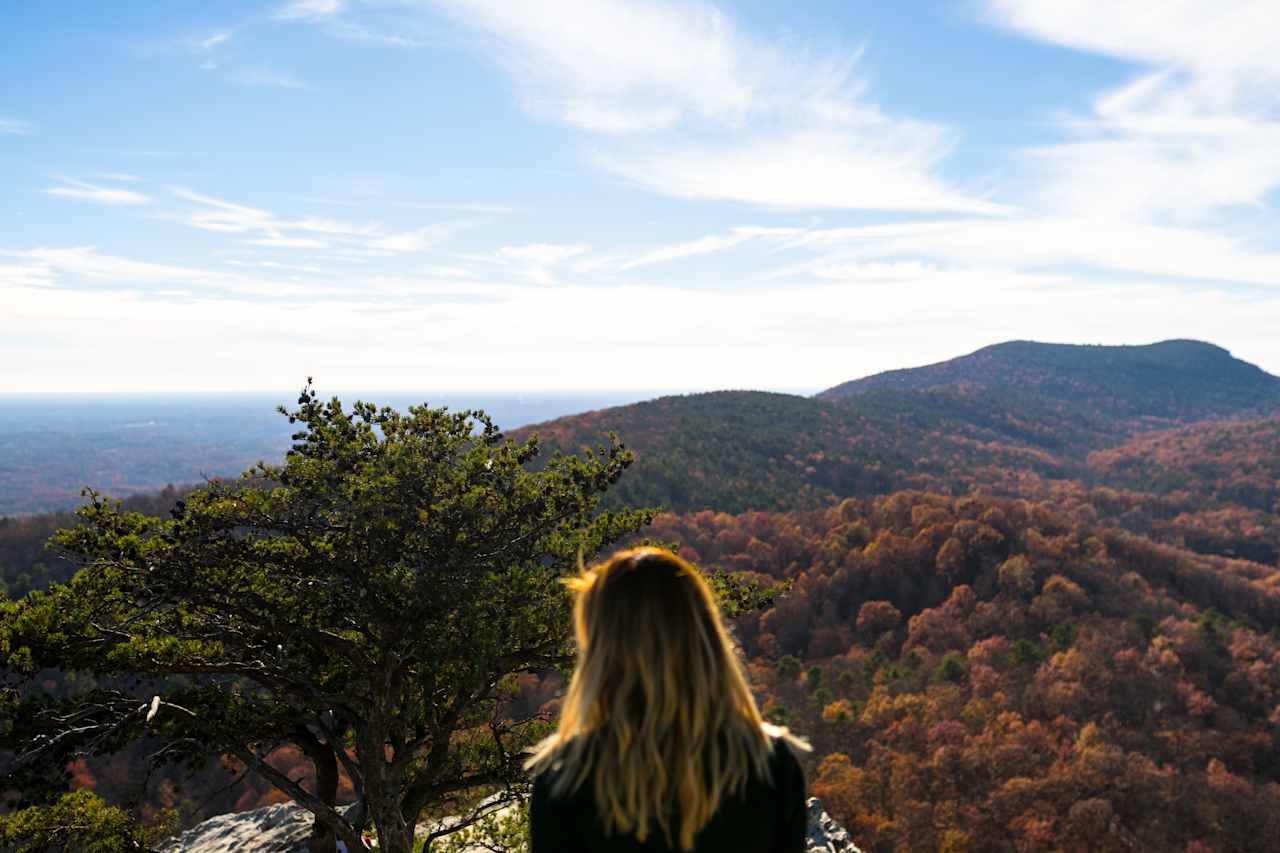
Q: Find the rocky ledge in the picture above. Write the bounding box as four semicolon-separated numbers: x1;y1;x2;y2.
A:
158;796;862;852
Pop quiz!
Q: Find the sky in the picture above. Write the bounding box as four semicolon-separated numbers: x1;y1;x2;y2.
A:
3;0;1280;393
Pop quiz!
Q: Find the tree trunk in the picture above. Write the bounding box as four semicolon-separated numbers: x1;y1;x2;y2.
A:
296;725;345;853
306;744;341;853
360;718;415;853
368;797;415;853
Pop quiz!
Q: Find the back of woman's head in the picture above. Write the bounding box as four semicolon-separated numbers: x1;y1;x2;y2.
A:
524;546;810;850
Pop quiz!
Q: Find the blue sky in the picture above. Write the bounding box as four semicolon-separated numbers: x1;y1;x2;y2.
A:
3;0;1279;392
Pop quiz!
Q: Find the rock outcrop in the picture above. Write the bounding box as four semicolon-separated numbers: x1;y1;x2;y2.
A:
805;796;863;852
158;796;862;852
156;802;317;852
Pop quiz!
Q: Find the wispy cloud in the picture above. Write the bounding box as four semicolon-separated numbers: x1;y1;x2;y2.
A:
250;235;329;249
987;1;1280;224
329;21;433;48
368;224;462;252
227;259;330;274
273;0;344;21
296;0;997;213
169;187;464;254
45;177;153;206
0;118;32;135
234;70;305;89
496;242;591;284
0;246;331;301
499;243;589;265
596;129;1005;213
776;216;1280;288
394;200;520;214
618;226;800;270
171;188;276;233
195;31;232;51
0;260;55;288
3;246;249;293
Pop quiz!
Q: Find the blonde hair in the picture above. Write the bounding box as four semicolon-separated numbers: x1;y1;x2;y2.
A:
523;546;811;850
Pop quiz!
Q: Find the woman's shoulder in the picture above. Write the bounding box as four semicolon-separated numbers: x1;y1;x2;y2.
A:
762;722;811;761
529;741;593;805
760;722;811;790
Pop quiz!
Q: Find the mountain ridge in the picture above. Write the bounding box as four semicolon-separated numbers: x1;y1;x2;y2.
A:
514;339;1279;508
817;339;1280;421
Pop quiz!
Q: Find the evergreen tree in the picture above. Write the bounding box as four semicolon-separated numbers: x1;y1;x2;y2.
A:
2;383;653;853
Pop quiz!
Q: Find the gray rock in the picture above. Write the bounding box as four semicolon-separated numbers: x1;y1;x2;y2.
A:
806;796;864;853
159;797;862;852
156;802;316;852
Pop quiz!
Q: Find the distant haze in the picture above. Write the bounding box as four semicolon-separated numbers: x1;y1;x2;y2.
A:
0;389;691;516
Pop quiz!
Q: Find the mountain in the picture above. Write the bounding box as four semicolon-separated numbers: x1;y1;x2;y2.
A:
514;340;1280;518
818;339;1280;422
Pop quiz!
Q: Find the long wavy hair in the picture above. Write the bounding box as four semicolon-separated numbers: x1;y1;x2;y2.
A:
523;546;811;850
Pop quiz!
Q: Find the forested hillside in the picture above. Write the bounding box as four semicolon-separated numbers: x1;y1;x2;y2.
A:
514;389;1086;514
1088;417;1280;511
515;340;1280;566
646;494;1280;851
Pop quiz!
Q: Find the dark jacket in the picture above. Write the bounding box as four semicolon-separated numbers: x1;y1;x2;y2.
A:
529;734;807;852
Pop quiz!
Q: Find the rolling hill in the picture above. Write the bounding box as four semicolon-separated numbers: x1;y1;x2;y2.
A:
513;389;1080;514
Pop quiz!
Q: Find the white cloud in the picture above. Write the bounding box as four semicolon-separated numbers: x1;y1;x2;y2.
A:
1;118;33;135
228;259;330;274
0;261;55;288
234;70;305;89
394;200;520;214
779;216;1280;287
618;226;800;270
196;31;232;50
988;1;1280;223
597;130;1003;213
369;223;460;252
328;21;433;48
495;243;592;284
274;0;344;21
45;178;153;206
0;246;346;302
7;247;230;287
985;1;1280;85
171;188;277;233
347;0;999;212
251;234;329;249
429;0;758;133
499;243;589;265
170;188;453;253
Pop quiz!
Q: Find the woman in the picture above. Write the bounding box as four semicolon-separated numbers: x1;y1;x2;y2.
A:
525;546;812;852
